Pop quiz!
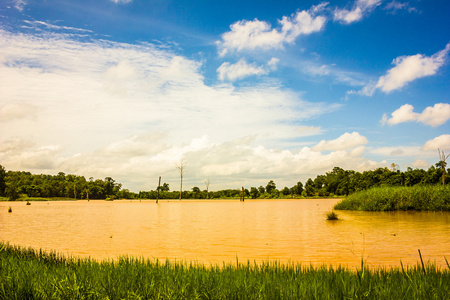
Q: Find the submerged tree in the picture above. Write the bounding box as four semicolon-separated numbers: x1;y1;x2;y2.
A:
176;160;186;200
204;178;210;199
437;149;449;185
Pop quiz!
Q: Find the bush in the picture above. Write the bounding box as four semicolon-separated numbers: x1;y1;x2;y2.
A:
334;185;450;211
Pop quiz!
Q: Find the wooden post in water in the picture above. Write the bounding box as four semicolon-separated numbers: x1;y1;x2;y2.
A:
241;186;245;202
156;176;161;204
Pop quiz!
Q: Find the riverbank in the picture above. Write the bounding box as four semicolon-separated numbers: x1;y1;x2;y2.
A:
334;185;450;211
0;242;448;299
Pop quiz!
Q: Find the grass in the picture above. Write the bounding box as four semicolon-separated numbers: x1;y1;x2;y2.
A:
0;242;449;299
326;210;339;220
334;185;450;211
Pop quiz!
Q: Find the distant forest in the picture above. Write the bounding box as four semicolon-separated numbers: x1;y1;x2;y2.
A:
0;160;448;201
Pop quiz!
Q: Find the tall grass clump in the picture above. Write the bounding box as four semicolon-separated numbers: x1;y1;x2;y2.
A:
1;242;449;299
326;210;339;220
334;185;450;211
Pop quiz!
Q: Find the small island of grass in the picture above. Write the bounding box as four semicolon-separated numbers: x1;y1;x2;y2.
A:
334;185;450;211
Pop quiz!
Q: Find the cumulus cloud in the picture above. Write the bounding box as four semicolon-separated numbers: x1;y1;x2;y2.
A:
411;159;429;169
44;132;381;191
268;57;280;70
369;146;423;157
312;132;368;151
217;58;281;81
381;103;450;127
356;43;450;96
334;0;382;24
217;59;268;81
377;44;450;93
0;28;347;190
217;3;327;56
305;64;331;76
423;135;450;151
0;103;38;122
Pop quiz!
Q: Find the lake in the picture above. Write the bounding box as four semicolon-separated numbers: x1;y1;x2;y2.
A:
1;199;449;269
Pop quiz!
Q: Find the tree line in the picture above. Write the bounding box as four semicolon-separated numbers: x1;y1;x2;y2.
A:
0;159;448;201
140;159;449;200
0;166;128;200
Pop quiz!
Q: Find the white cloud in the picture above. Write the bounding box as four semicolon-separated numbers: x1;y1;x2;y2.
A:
268;57;280;70
12;0;27;12
0;28;348;190
312;132;368;151
217;3;327;56
382;103;450;127
305;64;331;76
110;0;132;4
23;20;93;33
354;43;450;96
217;59;268;81
334;0;382;24
0;103;38;122
411;159;429;169
423;135;450;151
417;103;450;127
355;43;450;96
384;1;418;14
369;146;424;157
217;58;281;81
376;44;450;93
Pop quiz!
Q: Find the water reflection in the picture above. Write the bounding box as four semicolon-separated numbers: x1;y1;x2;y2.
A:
1;199;448;268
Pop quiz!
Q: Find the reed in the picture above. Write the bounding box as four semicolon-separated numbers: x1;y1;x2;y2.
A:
334;185;450;211
0;242;448;299
326;210;339;220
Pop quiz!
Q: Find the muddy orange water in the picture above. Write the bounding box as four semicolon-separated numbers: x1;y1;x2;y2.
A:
1;199;449;268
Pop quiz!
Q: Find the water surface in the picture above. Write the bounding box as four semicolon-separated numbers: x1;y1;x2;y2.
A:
1;199;449;268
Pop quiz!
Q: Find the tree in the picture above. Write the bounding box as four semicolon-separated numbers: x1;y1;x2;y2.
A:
437;149;449;185
304;178;315;197
258;186;265;194
176;160;186;200
390;163;399;172
250;187;259;199
281;187;290;196
266;180;276;194
0;165;6;196
6;174;19;201
104;177;116;196
291;181;303;196
161;183;170;191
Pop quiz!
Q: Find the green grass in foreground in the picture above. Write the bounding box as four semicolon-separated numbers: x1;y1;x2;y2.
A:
1;243;449;299
334;185;450;211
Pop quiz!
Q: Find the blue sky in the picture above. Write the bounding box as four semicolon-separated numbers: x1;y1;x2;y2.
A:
1;0;449;192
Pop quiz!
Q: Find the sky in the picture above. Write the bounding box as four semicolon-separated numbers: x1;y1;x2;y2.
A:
0;0;449;192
